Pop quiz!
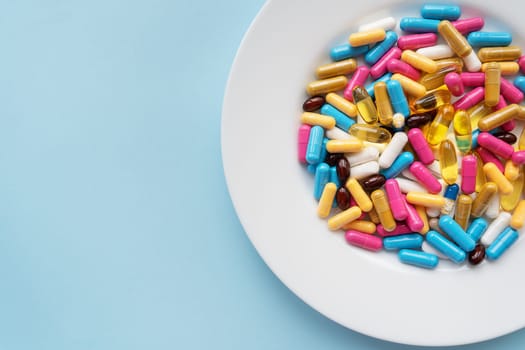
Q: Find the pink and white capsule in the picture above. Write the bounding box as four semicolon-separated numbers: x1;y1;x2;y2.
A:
344;66;370;101
397;33;438;51
477;147;505;173
416;44;454;60
460;72;485;87
385;179;408;221
461;155;477;194
408;128;435;165
500;78;524;104
477;132;514;159
444;72;464;96
409;161;442;194
378;132;408;168
453;86;485;110
345;230;382;251
512;150;525;165
404;198;424;232
298;124;311;164
370;47;402;79
386;59;421;81
452;17;484;35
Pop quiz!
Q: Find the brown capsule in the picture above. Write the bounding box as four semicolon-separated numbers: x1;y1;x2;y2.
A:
406;113;433;128
359;174;386;192
336;187;351;210
492;131;517;145
336;158;350;184
468;244;486;265
302;96;325;112
325;153;344;166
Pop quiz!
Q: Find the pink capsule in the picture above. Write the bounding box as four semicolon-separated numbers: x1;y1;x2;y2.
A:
460;72;485;87
386;59;421;81
512;150;525;165
370;47;402;80
477;147;505;173
461;155;477;195
409;161;442;194
298;124;311;164
444;72;464;96
345;230;382;251
376;223;412;237
344;66;370;101
519;56;525;74
452;17;484;35
404;199;424;232
385;179;408;221
453;86;485;110
500;78;524;104
478;132;514;159
397;33;438;51
407;128;434;165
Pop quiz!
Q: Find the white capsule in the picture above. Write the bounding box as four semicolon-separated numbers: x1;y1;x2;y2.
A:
378;132;408;168
392;113;405;129
325;127;354;140
363;141;387;153
345;147;379;166
480;211;512;246
401;169;418;181
463;51;482;72
396;178;427;193
485;193;500;219
358;16;396;32
427;160;443;179
416;44;454;60
349;161;380;179
422;241;449;260
426;206;441;218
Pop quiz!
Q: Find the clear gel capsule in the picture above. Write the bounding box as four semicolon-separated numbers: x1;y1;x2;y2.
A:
353;85;378;124
412;88;451;113
426;103;455;145
453;110;472;153
349;123;391;143
439;140;458;184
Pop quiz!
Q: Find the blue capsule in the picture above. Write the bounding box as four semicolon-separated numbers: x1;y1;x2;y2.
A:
313;163;330;201
321;104;355;131
439;215;476;252
365;31;398;66
486;227;519;260
386;79;410;117
366;73;392;99
444;184;459;200
421;4;461;20
330;43;370;61
384;234;423;250
467;32;512;47
471;129;480;149
400;17;440;33
307;164;317;174
380;152;414;179
426;230;466;263
514;76;525;94
305;126;324;165
398;249;439;269
466;217;489;242
320;138;329;166
329;166;341;188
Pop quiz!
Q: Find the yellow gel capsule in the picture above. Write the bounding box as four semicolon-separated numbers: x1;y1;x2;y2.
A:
426;103;455;145
401;50;438;73
391;73;427;97
353;86;378;124
349;29;386;47
341;220;376;233
411;88;451;113
478;46;522;62
518;105;525;120
416;205;430;234
454;194;472;230
519;127;525;150
419;67;460;90
481;62;520;75
484;62;500;107
406;192;446;208
326;93;357;117
483;163;513;195
473;152;486;192
501;172;523;211
471;182;498;217
438;20;472;58
327;206;362;231
510;200;525;229
453;110;472;153
317;183;337;218
326;139;363;153
306;76;348;96
316;59;357;79
367;207;381;224
468;101;493;130
439;139;458;184
370;189;396;232
505;160;520;181
374;82;394;125
349;123;392;143
345;178;373;212
435;57;464;71
300;112;336;129
478;104;521;131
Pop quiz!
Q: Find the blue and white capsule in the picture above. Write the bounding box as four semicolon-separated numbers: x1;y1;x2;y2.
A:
330;44;370;61
421;4;461;20
380;152;415;179
426;230;466;263
314;163;330;201
400;18;440;33
466;217;489;242
486;227;519;260
365;31;399;65
321;104;355;131
467;32;512;47
439;215;476;252
386;79;410;117
384;234;423;250
306;125;324;165
398;249;439;269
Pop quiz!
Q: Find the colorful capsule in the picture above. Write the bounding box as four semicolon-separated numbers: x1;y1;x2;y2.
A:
439;140;458;185
384;234;423;250
504;159;520;181
471;182;498;217
461;72;485;87
461;155;477;194
374;82;394;125
406;192;445;208
401;49;438;73
371;189;396;232
342;220;376;233
352;85;378;124
305;125;324;164
481;62;519;75
397;33;438;50
486;227;519;260
326;139;363;153
478;46;522;62
453;86;485;110
365;31;398;65
483;163;513;195
300;112;335;129
453;110;472;153
501;78;524;103
327;206;363;231
411;89;451;113
452;17;484;35
349;161;380;179
344;67;370;101
316;59;357;79
365;72;392;98
379;132;408;168
441;184;459;216
510;200;525;229
349;29;386;47
467;31;512;47
398;249;439;269
345;178;373;212
409;161;442;193
307;76;348;96
407;128;434;165
480;211;512;246
346;147;379;166
325;93;357;117
444;72;464;96
439;215;476;252
426;230;466;263
477;132;514;159
298;124;311;164
467;217;489;242
404;199;424;232
358;17;396;32
454;194;473;230
478;104;521;131
349;123;391;143
416;205;430;234
419;63;462;90
512;151;525;165
386;79;410;117
370;47;402;79
438;20;481;72
387;59;421;81
478;147;505;173
385;179;408;221
417;44;454;60
345;230;382;251
317;183;337;218
400;17;440;33
426;103;455;146
330;43;370;61
501;172;523;211
421;4;461;20
484;62;501;107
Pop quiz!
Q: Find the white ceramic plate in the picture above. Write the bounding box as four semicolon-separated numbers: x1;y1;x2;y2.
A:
222;0;525;346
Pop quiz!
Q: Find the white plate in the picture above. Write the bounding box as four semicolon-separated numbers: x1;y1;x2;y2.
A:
222;0;525;346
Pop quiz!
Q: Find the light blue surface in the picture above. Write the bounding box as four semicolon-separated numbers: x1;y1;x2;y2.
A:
2;0;525;349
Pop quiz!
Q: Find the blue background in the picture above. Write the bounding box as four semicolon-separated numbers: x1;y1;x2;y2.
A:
0;0;522;349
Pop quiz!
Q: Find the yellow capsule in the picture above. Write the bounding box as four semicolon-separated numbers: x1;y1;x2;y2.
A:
439;139;458;184
501;171;523;211
391;73;427;98
454;194;472;230
416;205;429;234
326;93;357;117
374;82;394;125
471;182;498;217
349;29;386;47
370;189;396;232
352;86;378;124
505;160;520;181
426;103;455;145
316;59;357;79
317;183;337;218
468;101;493;130
483;163;513;195
326;139;363;153
518;105;525;120
300;112;336;129
367;207;381;224
484;62;500;107
519;128;525;150
478;104;521;131
349;123;392;143
510;200;525;229
345;178;373;212
401;50;438;73
406;192;446;208
478;46;522;62
419;66;460;90
341;220;376;233
306;76;348;96
453;110;472;153
473;152;486;192
412;88;451;113
481;62;520;75
327;206;362;231
438;20;472;58
435;57;464;71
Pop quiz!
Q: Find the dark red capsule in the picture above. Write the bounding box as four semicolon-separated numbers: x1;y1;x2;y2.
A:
468;244;485;265
336;158;350;184
360;174;386;192
302;96;325;112
336;187;351;210
406;113;432;128
325;153;344;166
492;131;517;145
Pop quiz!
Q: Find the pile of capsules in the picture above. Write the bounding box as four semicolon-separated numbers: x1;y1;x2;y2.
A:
298;4;525;269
